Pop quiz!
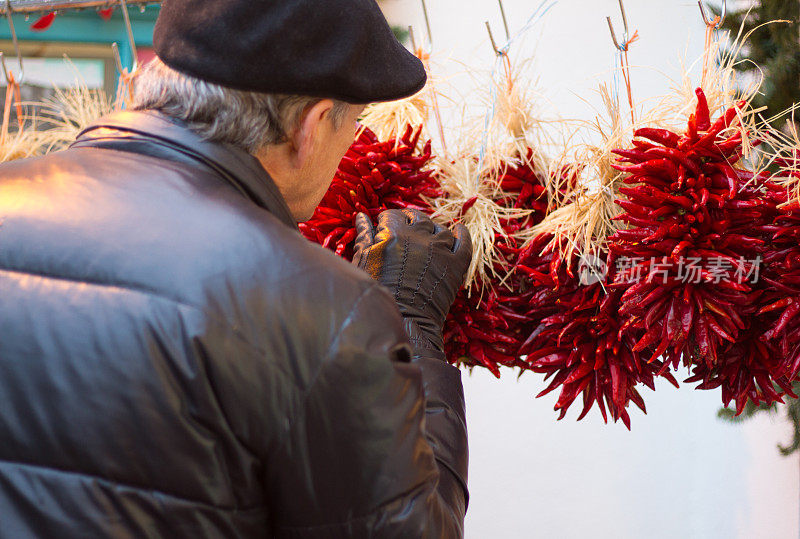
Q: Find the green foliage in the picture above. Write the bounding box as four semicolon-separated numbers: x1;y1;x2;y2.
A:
715;0;800;129
392;25;410;45
719;381;800;456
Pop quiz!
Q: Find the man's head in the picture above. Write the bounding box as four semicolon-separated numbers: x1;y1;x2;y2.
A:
142;0;426;221
133;58;365;221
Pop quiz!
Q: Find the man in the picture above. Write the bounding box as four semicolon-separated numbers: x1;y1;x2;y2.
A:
0;0;471;537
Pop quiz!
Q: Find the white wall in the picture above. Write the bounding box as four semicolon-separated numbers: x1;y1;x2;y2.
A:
379;1;799;537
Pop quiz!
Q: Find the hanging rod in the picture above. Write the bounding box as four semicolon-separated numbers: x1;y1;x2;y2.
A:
0;0;159;14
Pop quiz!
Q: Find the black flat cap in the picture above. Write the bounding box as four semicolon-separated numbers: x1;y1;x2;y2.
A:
153;0;427;104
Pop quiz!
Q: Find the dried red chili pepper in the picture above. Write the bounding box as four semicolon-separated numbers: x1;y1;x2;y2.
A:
512;241;677;429
609;87;796;411
751;158;800;392
300;124;440;258
444;150;559;375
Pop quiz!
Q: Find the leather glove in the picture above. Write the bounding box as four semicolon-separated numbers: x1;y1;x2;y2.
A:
353;209;472;360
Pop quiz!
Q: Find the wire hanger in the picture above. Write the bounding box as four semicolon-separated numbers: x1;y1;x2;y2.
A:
698;1;726;87
407;0;446;157
606;0;637;123
2;0;24;85
485;0;511;56
698;0;726;30
606;0;630;52
111;0;138;75
408;0;433;56
419;0;433;53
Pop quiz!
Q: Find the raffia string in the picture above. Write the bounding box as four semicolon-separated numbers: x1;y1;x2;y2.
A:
615;30;639;125
701;15;721;89
115;69;135;110
414;49;448;158
1;72;22;147
475;0;557;187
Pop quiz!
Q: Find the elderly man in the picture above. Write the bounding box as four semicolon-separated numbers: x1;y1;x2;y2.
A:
0;0;471;537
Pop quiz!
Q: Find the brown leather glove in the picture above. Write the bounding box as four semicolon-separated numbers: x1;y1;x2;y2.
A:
353;209;472;360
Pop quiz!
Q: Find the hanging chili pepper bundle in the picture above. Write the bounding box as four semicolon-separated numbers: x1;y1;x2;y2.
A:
677;152;800;414
442;150;553;375
433;45;584;376
611;89;750;364
687;175;800;415
512;233;677;429
300;124;440;259
608;87;797;412
682;183;795;414
501;82;670;427
762;208;800;381
736;162;800;405
443;274;532;376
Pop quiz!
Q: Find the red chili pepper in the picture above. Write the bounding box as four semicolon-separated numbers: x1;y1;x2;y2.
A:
302;125;438;260
635;127;682;148
614;158;679;179
645;147;702;176
607;88;796;413
694;88;712;132
459;196;479;217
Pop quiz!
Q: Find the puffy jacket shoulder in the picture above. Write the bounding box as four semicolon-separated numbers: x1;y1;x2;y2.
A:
0;144;411;537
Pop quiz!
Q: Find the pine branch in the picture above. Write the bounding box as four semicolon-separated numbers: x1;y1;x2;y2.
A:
714;0;800;130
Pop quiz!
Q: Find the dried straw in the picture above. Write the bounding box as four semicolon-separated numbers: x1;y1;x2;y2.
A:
36;77;114;154
429;154;533;289
430;52;581;288
528;85;630;266
0;126;44;163
359;85;430;145
645;18;785;168
0;57;118;161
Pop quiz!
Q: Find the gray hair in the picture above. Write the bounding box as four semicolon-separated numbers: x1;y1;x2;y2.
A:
132;57;349;154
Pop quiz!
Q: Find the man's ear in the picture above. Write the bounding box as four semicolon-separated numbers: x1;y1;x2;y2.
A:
289;99;335;169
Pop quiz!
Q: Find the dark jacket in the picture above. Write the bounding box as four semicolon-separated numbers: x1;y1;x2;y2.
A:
0;110;468;538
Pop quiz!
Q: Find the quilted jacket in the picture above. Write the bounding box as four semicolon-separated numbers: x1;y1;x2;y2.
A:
0;110;468;538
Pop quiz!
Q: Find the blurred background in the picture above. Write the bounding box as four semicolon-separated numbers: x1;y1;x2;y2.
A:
1;0;798;537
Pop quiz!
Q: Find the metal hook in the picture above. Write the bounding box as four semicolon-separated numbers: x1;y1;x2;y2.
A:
485;22;501;56
0;52;10;86
111;42;125;74
408;0;432;56
606;0;629;51
3;0;24;84
408;24;417;53
420;0;433;52
111;0;138;75
485;0;511;56
497;0;510;41
698;1;726;29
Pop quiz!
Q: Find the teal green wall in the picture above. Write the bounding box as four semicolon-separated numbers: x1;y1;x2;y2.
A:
0;5;159;72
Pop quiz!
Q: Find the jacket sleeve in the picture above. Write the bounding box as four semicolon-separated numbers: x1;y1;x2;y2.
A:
269;283;468;538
